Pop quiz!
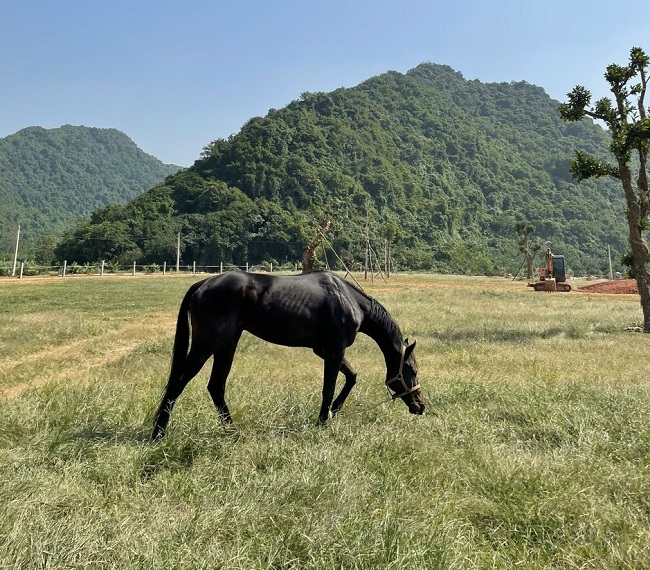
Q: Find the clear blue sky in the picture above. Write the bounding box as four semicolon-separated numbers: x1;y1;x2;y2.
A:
2;0;650;166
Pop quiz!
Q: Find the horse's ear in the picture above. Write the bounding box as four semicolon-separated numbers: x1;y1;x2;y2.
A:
404;339;416;358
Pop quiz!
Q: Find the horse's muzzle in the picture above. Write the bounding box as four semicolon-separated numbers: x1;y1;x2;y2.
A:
406;390;425;415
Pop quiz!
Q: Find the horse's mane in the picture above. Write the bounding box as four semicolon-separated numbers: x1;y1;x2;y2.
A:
368;296;403;341
334;273;403;341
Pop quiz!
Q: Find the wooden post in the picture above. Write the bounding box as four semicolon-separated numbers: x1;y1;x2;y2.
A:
62;260;67;278
220;262;223;274
11;225;20;277
132;261;136;276
607;244;614;280
163;261;167;275
19;260;24;279
364;201;370;280
246;262;249;272
176;232;181;272
193;261;196;275
100;260;105;276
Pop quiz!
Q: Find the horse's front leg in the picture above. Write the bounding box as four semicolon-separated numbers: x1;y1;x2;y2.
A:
331;356;357;415
318;350;344;424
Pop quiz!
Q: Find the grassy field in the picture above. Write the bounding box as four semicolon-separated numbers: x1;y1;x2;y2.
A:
1;273;649;569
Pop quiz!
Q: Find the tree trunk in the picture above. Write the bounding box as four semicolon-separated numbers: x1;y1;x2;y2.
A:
526;251;534;280
636;270;650;333
628;219;650;332
302;221;332;274
620;164;650;332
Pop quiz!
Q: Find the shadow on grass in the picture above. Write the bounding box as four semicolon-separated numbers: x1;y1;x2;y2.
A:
68;422;219;481
73;423;152;444
429;326;595;343
138;440;198;482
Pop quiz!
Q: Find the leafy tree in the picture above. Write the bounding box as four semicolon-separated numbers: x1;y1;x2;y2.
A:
559;46;650;331
32;234;59;266
55;219;138;263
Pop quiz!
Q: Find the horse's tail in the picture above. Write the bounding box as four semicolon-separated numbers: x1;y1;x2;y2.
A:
168;278;208;379
151;278;209;439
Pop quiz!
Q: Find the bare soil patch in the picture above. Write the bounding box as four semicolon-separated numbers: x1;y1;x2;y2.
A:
577;279;638;294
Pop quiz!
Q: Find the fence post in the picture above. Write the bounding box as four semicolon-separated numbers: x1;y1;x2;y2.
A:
100;260;105;276
62;260;67;278
246;262;249;272
163;261;167;275
192;261;196;275
19;260;24;279
132;261;136;276
220;262;223;274
270;263;273;273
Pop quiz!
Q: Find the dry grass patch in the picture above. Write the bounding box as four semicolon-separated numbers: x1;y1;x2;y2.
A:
0;318;175;398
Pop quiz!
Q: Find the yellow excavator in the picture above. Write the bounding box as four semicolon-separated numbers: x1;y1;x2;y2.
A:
528;248;572;292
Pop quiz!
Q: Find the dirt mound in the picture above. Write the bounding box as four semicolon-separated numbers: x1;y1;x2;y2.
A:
577;279;638;294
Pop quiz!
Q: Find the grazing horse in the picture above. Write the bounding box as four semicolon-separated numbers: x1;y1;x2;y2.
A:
152;271;424;440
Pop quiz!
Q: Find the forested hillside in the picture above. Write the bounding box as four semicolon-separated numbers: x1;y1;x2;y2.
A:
0;125;179;254
56;64;629;275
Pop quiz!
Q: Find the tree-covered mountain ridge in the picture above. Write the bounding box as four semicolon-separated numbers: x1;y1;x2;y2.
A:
0;125;180;250
57;63;628;275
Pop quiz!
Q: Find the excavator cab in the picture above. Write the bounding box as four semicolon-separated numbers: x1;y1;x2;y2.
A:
551;254;566;283
529;248;571;292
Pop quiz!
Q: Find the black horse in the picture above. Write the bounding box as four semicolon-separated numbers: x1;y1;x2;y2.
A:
152;271;424;439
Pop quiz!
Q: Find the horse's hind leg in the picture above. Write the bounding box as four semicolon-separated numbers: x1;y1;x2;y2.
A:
207;336;240;424
152;344;212;440
331;356;357;415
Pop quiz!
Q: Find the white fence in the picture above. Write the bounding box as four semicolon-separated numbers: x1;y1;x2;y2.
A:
4;260;299;279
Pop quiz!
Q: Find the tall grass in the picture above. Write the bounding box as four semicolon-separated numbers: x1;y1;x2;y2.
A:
1;274;649;568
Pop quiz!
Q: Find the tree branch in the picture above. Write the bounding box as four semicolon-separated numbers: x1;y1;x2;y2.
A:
570;151;620;181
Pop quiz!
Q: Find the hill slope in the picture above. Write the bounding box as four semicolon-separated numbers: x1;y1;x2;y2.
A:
56;64;629;275
0;125;180;252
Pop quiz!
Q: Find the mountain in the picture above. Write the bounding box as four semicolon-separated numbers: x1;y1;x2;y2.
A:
0;125;180;253
55;64;629;275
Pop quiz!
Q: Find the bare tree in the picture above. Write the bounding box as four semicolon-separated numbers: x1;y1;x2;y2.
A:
515;220;540;279
302;220;332;273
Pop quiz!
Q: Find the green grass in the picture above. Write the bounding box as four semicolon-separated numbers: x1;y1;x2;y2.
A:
1;273;649;568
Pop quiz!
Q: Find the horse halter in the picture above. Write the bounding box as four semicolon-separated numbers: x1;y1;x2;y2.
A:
385;341;420;400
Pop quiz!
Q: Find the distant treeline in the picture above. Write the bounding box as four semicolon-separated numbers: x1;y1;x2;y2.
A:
9;65;632;275
0;125;179;253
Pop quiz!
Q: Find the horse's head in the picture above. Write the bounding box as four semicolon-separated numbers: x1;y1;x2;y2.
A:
386;340;425;415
